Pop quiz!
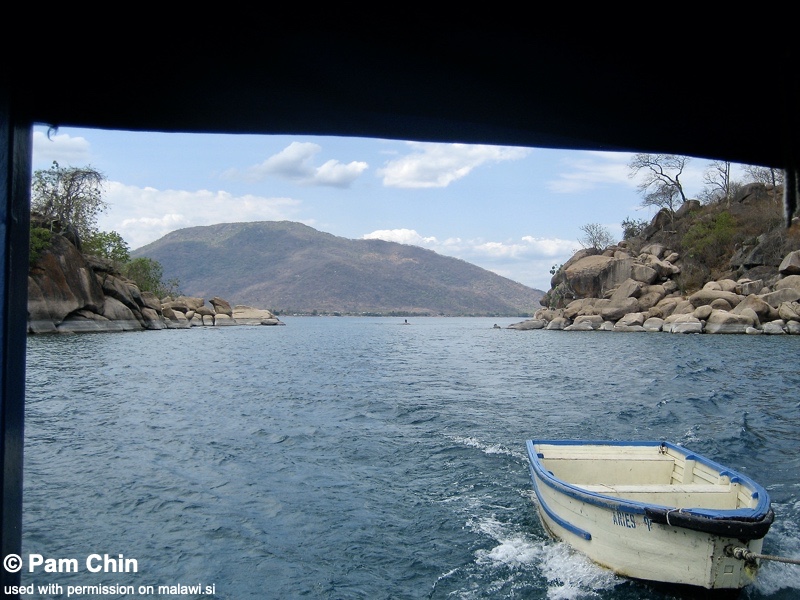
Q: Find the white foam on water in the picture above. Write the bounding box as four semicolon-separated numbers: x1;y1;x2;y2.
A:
448;435;527;461
750;504;800;596
468;516;621;600
537;541;620;600
753;563;800;597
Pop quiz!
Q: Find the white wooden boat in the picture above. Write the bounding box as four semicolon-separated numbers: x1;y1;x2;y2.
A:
526;440;774;590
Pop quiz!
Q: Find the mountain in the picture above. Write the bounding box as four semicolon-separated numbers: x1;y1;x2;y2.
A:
131;221;544;316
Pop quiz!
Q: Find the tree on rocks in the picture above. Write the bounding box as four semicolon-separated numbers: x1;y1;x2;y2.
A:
578;223;614;251
628;154;690;227
123;257;180;299
31;161;107;242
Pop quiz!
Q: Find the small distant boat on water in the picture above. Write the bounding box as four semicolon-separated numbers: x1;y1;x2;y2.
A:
526;440;775;591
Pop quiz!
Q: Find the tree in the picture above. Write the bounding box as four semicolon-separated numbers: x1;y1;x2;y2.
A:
31;161;107;242
122;257;181;298
82;230;130;265
28;225;52;266
621;216;648;240
628;154;690;225
742;164;784;188
700;160;742;207
622;217;649;240
578;223;614;251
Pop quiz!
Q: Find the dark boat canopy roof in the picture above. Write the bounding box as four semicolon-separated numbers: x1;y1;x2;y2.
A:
7;31;798;171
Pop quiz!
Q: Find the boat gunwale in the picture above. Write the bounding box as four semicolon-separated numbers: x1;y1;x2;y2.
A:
526;439;772;525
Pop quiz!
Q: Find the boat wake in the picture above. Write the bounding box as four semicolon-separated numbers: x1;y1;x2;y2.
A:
468;515;621;600
750;501;800;597
447;434;527;462
537;540;621;600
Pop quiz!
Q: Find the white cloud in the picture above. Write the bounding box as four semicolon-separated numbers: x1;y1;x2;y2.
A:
229;141;368;188
377;142;530;188
547;151;635;194
362;228;439;246
32;130;92;166
99;182;302;249
314;158;369;187
362;228;576;290
549;150;715;200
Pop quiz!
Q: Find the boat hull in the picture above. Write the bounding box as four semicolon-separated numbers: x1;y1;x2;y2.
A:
526;440;772;590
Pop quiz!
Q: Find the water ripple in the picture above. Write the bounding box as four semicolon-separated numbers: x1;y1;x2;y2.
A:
22;318;800;599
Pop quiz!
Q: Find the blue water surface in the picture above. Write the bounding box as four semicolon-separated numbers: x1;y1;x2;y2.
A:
21;317;800;599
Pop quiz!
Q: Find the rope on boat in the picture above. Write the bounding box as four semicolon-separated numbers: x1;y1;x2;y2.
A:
665;508;683;526
726;545;800;565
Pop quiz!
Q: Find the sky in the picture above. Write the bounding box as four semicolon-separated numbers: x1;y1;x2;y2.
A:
30;125;721;291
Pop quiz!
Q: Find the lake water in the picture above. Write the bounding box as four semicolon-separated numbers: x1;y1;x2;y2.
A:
20;317;800;599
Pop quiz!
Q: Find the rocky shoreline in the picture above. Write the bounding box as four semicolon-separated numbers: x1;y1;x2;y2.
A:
509;245;800;335
27;233;283;334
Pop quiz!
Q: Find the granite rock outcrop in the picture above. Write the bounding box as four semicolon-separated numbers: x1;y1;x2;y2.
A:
28;231;283;334
511;220;800;336
513;186;800;335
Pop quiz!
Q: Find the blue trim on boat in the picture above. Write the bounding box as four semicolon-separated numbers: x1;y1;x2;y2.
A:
525;440;772;524
528;463;592;541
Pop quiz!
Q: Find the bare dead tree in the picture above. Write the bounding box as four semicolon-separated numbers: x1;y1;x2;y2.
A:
578;223;614;251
743;164;784;188
701;160;739;207
628;154;690;220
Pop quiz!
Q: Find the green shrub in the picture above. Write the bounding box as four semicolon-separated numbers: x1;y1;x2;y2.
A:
122;257;181;298
681;211;736;269
82;230;130;266
29;226;52;266
621;217;648;240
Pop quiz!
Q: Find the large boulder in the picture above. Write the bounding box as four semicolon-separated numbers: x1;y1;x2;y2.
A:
609;278;643;302
763;320;788;334
732;295;778;322
162;306;191;329
759;288;800;308
566;314;603;330
100;296;143;330
563;255;635;299
637;285;667;311
162;296;205;313
736;279;765;296
27;235;107;332
545;316;571;330
57;310;125;333
141;307;167;330
664;314;703;334
140;291;162;312
98;272;144;313
595;297;640;322
704;310;754;334
779;250;800;275
688;289;743;309
563;298;596;319
643;317;665;332
210;296;233;317
774;275;800;293
508;319;546;330
630;263;658;284
232;305;284;325
616;312;646;327
213;314;236;326
778;301;800;322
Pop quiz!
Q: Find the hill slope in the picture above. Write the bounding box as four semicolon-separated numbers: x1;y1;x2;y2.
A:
131;221;544;315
